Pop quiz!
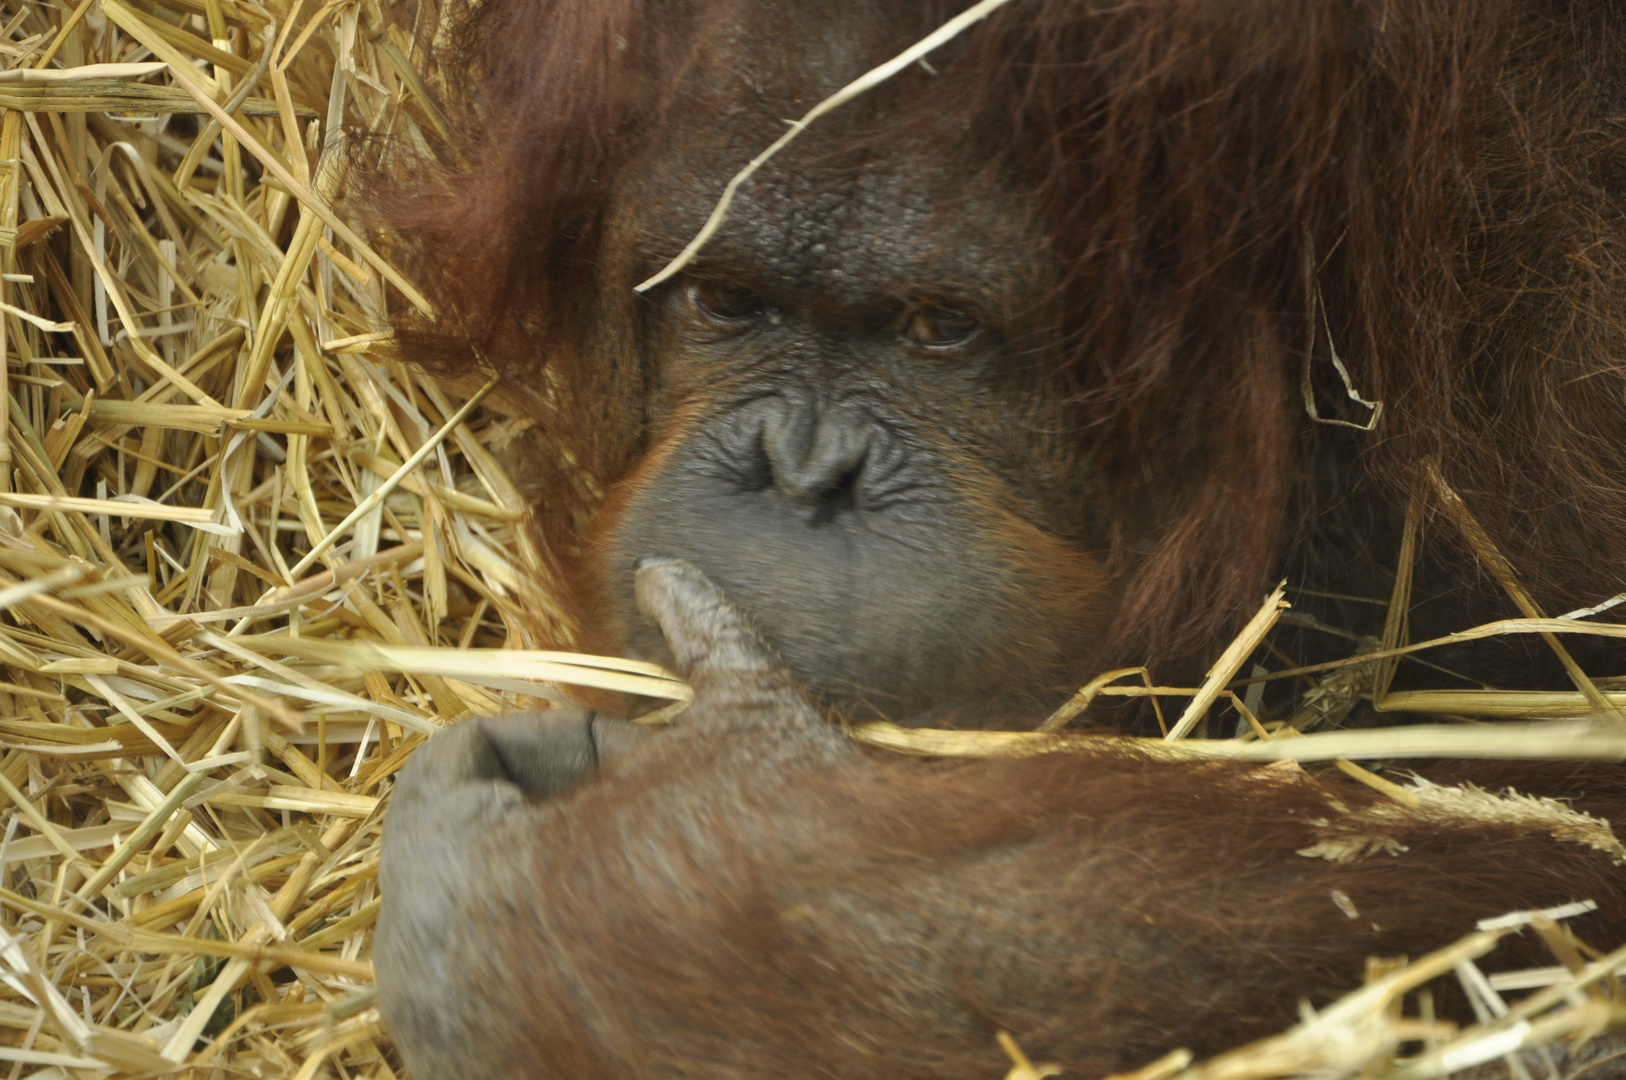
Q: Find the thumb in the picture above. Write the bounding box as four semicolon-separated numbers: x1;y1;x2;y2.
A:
633;556;822;731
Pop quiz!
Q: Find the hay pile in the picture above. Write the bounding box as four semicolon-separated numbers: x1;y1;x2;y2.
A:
0;0;1620;1075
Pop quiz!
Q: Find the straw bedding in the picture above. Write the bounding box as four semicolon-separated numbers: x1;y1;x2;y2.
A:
0;0;1620;1074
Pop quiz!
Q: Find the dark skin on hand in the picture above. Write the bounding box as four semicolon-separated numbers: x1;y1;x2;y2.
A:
365;0;1626;1076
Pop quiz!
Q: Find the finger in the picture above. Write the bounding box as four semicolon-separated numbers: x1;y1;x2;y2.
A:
479;711;597;800
393;711;601;815
633;556;821;726
384;722;523;883
392;717;515;813
634;556;791;685
481;711;659;794
383;712;605;932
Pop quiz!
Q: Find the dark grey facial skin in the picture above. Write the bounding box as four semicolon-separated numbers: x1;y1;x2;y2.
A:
594;239;1107;717
604;389;1056;717
580;28;1114;722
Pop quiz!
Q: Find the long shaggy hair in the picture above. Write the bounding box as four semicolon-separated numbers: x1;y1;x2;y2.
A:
367;0;1626;666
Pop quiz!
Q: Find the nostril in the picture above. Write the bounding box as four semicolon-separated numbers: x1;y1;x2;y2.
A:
781;445;865;501
738;436;774;492
714;397;786;492
713;396;885;520
755;399;805;494
806;468;860;525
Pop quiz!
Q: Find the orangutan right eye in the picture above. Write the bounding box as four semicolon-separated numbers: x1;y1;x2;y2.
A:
689;280;767;323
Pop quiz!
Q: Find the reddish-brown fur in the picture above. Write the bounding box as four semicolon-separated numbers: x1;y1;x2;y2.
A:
367;1;1626;1076
375;0;1626;665
466;753;1626;1077
374;558;1626;1079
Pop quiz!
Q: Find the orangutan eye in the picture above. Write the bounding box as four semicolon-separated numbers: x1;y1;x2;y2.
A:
903;306;979;349
690;280;766;323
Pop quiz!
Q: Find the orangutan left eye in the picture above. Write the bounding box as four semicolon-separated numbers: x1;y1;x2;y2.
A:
903;306;979;349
